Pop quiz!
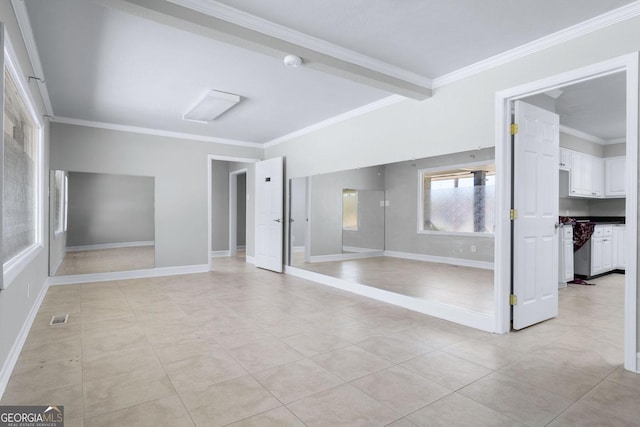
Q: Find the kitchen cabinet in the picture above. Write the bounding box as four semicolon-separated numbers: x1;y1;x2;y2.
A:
559;148;572;170
569;151;603;198
613;224;626;269
605;156;626;197
558;224;574;288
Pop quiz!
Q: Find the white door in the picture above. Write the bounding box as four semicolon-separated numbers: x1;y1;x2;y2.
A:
255;157;284;272
512;101;559;330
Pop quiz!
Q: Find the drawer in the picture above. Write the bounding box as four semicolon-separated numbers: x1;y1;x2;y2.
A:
563;227;573;239
602;225;613;236
593;227;604;237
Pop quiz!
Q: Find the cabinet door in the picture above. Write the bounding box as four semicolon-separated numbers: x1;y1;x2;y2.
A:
591;237;603;275
592;157;604;197
570;152;586;196
605;157;626;197
563;239;574;281
602;236;613;272
559;148;572;170
616;226;626;269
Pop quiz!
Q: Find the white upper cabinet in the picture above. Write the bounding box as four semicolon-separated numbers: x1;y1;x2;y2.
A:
605;156;626;197
560;148;624;199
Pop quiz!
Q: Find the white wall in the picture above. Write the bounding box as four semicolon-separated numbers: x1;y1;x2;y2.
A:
0;2;51;396
50;123;262;268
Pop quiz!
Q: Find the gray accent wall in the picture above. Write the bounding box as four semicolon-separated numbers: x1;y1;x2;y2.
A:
50;122;262;268
290;177;307;248
230;162;255;257
310;166;385;256
67;172;155;247
341;190;385;251
210;160;230;252
236;173;246;247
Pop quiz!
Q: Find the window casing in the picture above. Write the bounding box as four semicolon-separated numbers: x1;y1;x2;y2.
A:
2;42;44;288
418;164;495;235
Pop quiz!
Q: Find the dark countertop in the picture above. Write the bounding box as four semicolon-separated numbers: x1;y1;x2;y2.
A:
571;216;625;224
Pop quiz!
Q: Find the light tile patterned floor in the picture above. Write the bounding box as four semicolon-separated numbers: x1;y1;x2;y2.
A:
2;258;637;426
291;256;495;315
55;246;155;276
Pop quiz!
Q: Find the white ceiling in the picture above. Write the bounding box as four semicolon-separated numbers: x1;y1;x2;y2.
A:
22;0;638;145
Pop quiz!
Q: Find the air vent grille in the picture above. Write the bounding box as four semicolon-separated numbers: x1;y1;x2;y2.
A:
49;314;69;326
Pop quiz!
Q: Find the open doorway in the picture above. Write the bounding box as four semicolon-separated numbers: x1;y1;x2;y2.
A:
495;53;639;372
229;169;248;259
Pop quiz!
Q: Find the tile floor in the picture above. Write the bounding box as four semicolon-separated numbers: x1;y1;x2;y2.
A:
55;246;155;276
291;255;495;314
2;258;638;426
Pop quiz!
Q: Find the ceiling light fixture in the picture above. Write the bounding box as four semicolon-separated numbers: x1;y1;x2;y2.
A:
283;54;303;68
183;89;240;123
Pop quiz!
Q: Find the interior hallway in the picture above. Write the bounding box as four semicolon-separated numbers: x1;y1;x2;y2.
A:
1;259;636;426
292;256;494;315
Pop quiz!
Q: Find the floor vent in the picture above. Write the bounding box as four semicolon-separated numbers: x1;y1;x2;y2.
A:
49;314;69;326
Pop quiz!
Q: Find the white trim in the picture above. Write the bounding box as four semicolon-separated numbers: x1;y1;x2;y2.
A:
10;0;54;117
50;249;64;277
66;241;154;252
495;53;638;372
0;278;49;399
606;137;627;145
246;255;255;264
310;250;384;263
2;34;45;289
292;246;305;252
264;95;406;147
433;2;640;88
167;0;432;90
560;125;606;144
384;250;494;270
52;116;262;148
285;266;494;332
210;250;231;258
342;246;381;253
48;264;209;286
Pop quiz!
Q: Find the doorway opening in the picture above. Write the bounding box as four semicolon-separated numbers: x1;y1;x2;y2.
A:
495;53;639;372
229;169;248;259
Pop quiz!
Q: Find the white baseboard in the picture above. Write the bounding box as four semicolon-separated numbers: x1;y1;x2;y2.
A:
0;278;49;399
237;245;246;250
636;353;640;373
292;246;305;253
210;250;231;258
246;256;255;265
310;250;384;263
285;266;494;332
66;241;154;252
47;264;209;286
384;250;494;270
342;246;381;253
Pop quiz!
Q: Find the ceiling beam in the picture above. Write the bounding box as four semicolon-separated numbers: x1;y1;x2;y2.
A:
94;0;432;100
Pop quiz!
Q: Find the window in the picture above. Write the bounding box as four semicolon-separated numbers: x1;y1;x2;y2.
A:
342;189;358;230
2;54;43;287
53;170;68;235
419;164;495;234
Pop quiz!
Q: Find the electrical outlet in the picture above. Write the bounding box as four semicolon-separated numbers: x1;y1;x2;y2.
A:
470;245;476;253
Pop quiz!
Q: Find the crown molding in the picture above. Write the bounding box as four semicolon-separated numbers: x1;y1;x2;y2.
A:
11;0;54;117
52;116;263;148
560;124;606;144
432;1;640;88
167;0;432;89
264;95;406;148
606;137;626;145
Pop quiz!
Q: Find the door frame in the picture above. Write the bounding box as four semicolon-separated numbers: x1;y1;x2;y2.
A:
494;53;639;372
207;155;259;272
229;169;248;257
